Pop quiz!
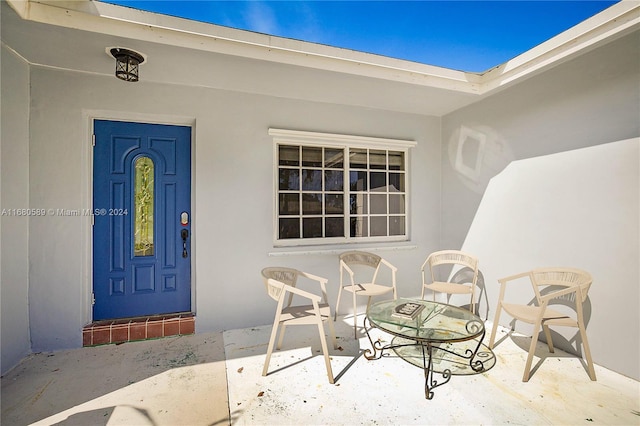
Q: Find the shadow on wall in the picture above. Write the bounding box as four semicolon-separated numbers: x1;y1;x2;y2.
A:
459;137;640;379
445;268;488;321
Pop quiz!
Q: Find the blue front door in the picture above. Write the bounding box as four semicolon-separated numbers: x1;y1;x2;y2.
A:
93;120;191;320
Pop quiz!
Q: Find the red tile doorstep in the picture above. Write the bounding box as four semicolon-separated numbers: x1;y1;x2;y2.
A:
83;314;195;346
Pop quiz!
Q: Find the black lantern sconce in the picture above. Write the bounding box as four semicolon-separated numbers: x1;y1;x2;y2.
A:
110;48;145;82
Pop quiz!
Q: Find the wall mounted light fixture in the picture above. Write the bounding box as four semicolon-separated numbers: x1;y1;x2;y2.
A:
110;48;145;82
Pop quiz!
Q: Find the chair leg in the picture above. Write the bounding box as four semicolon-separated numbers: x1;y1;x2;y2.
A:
523;326;542;382
314;307;335;384
352;293;358;339
542;324;554;353
488;303;502;348
262;322;280;377
579;325;597;381
326;316;338;349
277;324;287;350
334;286;343;321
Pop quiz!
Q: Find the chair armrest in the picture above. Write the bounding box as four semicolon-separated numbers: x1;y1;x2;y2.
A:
495;271;534;304
419;256;430;273
340;259;356;285
380;258;398;273
497;270;533;284
539;284;582;304
267;278;322;303
340;259;355;276
299;271;330;303
299;271;328;285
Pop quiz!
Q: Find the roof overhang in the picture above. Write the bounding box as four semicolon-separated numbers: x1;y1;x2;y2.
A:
3;0;639;115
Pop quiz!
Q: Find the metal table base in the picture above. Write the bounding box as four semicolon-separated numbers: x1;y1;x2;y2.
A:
363;315;487;400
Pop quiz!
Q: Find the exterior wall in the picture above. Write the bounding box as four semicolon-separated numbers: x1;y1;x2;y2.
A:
441;32;640;380
27;66;441;351
1;45;31;374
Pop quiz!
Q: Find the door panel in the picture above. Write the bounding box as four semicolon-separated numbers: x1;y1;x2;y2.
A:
93;120;191;320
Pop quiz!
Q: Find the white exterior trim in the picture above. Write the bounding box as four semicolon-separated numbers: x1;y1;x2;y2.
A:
269;128;417;149
7;0;639;96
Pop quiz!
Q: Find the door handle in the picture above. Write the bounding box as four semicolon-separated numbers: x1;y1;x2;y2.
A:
181;229;189;258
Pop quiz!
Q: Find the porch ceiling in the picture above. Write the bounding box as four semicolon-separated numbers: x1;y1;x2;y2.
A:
3;0;639;116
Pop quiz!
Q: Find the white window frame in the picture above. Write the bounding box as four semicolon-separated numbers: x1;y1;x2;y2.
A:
269;128;416;247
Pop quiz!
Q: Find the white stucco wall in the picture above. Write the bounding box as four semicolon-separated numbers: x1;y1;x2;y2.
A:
441;32;640;380
1;45;31;374
441;31;640;250
463;139;640;380
26;66;441;351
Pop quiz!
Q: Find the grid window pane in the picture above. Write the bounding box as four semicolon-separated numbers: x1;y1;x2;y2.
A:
370;216;387;236
389;216;405;236
279;193;300;215
325;217;344;237
389;194;405;214
370;150;386;169
370;194;387;215
279;168;299;190
302;193;322;215
350;217;368;237
324;170;343;191
389;151;405;171
350;171;367;191
303;217;322;238
389;173;404;192
279;218;300;239
370;172;386;191
279;145;299;166
325;194;343;214
324;149;343;168
301;169;322;191
350;149;367;168
350;193;367;215
302;146;322;167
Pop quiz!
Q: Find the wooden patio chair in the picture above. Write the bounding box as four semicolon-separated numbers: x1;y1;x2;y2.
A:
488;267;596;382
335;251;398;338
421;250;480;314
261;267;337;384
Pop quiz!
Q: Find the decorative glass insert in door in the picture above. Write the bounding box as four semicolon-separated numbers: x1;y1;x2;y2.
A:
134;156;154;256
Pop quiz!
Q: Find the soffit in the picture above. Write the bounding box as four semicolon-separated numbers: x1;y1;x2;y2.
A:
3;0;639;116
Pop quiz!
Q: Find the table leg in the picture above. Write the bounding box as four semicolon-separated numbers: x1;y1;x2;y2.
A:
422;343;451;400
363;316;386;360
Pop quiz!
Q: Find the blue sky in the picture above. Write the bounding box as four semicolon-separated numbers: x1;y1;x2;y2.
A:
103;1;618;72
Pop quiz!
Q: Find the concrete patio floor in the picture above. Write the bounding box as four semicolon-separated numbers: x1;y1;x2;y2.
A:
2;316;639;425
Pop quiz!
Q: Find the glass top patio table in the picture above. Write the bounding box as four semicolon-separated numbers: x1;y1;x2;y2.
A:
366;298;484;343
364;298;487;399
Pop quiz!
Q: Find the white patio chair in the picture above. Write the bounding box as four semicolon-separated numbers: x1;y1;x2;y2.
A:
489;267;596;382
261;267;337;384
421;250;480;314
335;251;398;338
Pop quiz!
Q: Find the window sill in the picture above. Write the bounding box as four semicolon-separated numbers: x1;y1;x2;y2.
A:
268;244;417;257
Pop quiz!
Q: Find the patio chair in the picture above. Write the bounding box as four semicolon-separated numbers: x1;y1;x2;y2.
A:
488;267;596;382
335;251;398;338
261;267;337;384
421;250;480;314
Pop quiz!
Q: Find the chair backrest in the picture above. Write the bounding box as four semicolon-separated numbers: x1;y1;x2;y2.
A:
340;251;383;284
531;267;592;303
423;250;479;284
340;251;381;268
426;250;478;270
261;267;299;302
